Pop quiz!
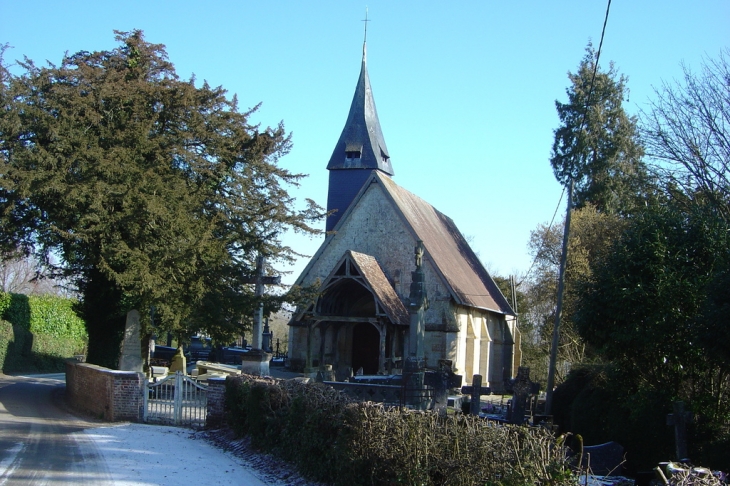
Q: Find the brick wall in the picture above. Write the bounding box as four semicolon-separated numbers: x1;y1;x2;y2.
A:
65;359;144;422
206;376;227;428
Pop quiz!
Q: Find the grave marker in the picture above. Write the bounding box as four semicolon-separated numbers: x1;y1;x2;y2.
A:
425;361;462;414
118;309;144;372
666;401;692;460
461;374;491;416
510;366;535;424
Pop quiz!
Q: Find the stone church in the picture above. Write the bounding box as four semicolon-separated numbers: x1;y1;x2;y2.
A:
287;41;520;391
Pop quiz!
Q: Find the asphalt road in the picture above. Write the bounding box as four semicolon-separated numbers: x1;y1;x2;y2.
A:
0;373;113;485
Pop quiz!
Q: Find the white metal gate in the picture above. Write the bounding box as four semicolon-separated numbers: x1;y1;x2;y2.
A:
144;371;208;428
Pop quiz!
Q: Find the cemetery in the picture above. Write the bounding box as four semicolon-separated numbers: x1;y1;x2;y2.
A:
62;250;727;485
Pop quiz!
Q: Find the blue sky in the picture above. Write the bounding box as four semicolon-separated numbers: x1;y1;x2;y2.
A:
2;1;728;285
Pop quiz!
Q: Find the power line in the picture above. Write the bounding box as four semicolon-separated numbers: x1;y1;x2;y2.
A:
572;0;613;173
545;0;613;416
519;0;613;289
517;185;566;287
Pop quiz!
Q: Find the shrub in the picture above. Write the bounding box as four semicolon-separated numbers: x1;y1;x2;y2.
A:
553;365;675;473
0;293;87;372
225;375;579;486
0;292;10;316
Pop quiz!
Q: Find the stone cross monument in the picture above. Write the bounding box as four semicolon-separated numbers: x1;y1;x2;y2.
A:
404;240;430;410
462;374;491;416
240;254;280;375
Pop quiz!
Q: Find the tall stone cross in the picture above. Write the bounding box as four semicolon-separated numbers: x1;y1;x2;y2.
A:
404;240;430;410
461;374;491;416
241;255;281;350
408;240;429;359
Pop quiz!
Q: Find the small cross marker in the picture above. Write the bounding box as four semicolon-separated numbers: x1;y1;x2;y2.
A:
461;374;491;415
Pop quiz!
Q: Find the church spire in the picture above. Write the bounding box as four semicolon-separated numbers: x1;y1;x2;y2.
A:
326;17;392;175
325;14;393;231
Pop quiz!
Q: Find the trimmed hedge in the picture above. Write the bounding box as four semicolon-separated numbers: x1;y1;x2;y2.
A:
225;375;578;486
0;291;88;372
0;292;10;316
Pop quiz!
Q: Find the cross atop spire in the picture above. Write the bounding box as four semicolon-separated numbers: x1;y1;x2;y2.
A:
362;8;369;42
362;8;369;62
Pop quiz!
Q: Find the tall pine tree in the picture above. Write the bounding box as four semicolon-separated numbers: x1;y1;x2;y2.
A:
550;44;649;215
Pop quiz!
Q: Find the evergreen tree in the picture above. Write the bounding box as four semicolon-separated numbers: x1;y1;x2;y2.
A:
550;44;649;215
0;31;323;366
574;194;730;466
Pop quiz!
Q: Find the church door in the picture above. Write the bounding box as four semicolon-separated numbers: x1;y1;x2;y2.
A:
351;323;380;375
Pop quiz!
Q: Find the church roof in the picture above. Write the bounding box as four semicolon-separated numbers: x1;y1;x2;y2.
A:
326;43;393;175
346;251;410;326
375;174;514;314
299;172;515;316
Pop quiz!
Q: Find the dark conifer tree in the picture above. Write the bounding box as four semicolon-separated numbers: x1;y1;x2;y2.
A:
0;31;323;366
550;44;650;215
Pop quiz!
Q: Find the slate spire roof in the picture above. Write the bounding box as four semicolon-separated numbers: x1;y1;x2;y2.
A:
326;41;393;175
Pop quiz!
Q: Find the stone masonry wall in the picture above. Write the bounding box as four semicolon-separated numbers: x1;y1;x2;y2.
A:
65;359;144;422
290;180;458;365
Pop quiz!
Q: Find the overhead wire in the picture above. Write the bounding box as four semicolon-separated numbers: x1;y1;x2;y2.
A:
517;186;565;287
516;0;613;288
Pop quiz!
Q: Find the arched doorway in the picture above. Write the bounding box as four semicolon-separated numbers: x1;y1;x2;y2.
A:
351;323;380;375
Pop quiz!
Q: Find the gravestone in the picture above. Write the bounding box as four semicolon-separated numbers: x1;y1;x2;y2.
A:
580;441;625;476
666;401;692;460
169;346;187;374
118;309;144;372
262;317;273;353
510;366;534;424
425;361;462;414
461;374;491;416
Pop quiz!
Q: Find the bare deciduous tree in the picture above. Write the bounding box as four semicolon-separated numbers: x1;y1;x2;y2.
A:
0;254;57;294
642;49;730;220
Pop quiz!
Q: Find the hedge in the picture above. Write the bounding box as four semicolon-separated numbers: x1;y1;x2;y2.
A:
224;375;579;486
0;291;88;372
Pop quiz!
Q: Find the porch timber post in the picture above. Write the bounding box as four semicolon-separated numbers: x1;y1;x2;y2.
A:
378;322;386;374
305;321;313;369
388;329;396;373
318;323;327;368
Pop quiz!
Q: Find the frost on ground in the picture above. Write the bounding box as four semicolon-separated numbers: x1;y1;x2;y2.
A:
83;423;323;486
198;428;327;486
